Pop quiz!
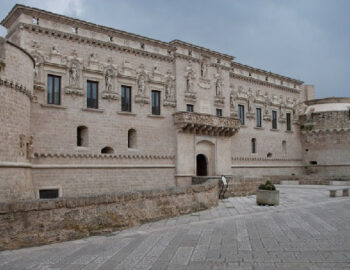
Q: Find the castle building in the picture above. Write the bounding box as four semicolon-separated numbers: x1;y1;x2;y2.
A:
0;5;349;202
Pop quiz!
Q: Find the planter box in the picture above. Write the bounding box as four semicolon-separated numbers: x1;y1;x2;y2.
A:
256;189;279;206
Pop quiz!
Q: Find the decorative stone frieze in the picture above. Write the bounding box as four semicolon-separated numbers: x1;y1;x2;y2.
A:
64;88;84;96
174;111;240;136
0;77;32;99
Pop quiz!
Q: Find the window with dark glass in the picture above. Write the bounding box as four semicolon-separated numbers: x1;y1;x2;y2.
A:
87;80;98;109
121;85;132;112
151;90;161;115
251;138;256;153
238;104;245;125
39;189;59;199
186;104;194;112
272;110;277;129
286;112;291;131
77;126;88;147
256;108;262;127
47;74;61;105
216;109;222;117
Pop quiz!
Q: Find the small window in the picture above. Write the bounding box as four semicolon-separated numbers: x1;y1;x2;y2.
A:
47;74;61;105
238;105;245;125
267;152;272;158
309;161;318;165
265;76;268;81
121;85;132;112
217;59;221;64
167;50;172;55
140;43;145;49
251;138;256;154
128;129;137;149
188;50;192;56
280;80;283;86
186;104;194;112
256;108;262;127
32;17;39;25
216;109;222;117
249;72;252;77
282;140;287;155
109;35;113;42
151;90;161;115
101;146;114;154
77;126;88;147
87;81;98;109
39;189;59;199
272;110;277;129
72;27;78;34
286;112;291;131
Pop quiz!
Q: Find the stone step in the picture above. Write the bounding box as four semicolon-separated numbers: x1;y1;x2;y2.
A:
280;180;300;185
330;180;350;186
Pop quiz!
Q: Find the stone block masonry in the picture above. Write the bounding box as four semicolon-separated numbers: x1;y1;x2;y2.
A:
0;180;218;250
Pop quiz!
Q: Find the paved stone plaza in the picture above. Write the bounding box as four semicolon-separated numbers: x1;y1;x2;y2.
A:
1;185;350;270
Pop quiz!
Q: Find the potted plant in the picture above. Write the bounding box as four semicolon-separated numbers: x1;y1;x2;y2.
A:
256;180;279;206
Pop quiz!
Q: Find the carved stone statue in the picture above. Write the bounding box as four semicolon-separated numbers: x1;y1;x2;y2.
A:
138;74;146;96
69;63;79;86
105;69;113;92
165;78;175;100
247;89;254;112
200;62;208;77
51;46;59;54
279;95;285;117
230;90;237;109
215;78;222;97
33;55;40;80
264;93;270;115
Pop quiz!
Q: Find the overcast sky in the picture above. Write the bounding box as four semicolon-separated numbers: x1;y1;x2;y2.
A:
1;0;349;98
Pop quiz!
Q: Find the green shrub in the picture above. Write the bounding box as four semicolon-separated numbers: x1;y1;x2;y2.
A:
259;180;276;190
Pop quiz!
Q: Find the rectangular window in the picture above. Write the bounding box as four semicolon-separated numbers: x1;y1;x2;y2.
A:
256;108;262;127
121;85;132;112
186;104;194;112
47;74;61;105
272;110;278;129
151;90;161;115
87;80;98;109
216;108;222;117
286;112;291;131
39;189;59;199
251;138;256;154
238;104;245;125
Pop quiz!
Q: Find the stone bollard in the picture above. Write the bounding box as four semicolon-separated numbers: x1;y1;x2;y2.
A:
330;190;336;197
343;189;349;197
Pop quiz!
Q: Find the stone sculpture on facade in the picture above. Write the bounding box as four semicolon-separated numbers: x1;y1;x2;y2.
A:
279;95;285;117
69;63;79;87
105;69;113;92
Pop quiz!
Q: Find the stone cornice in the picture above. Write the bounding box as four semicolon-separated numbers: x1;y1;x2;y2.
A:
2;4;171;49
232;156;302;161
301;128;350;135
170;39;234;61
231;62;303;85
230;72;300;93
33;152;175;160
19;23;174;63
0;77;32;99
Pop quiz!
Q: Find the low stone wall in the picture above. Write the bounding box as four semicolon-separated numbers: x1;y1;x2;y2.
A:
225;177;267;197
0;180;218;250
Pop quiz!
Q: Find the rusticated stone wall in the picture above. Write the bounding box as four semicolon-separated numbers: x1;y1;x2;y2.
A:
0;180;218;251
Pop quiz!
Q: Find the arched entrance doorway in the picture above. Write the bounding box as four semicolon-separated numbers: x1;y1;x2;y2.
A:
196;154;208;176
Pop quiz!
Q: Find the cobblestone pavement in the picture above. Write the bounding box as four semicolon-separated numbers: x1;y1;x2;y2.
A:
1;185;350;270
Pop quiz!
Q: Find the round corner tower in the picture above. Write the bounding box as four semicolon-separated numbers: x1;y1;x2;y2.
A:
299;97;350;180
0;37;35;202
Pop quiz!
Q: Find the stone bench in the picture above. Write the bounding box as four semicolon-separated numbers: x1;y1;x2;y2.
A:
329;188;349;197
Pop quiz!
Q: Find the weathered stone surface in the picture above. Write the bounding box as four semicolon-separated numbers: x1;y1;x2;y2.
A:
0;180;218;250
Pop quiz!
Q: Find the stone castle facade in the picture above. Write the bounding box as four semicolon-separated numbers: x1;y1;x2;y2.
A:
0;4;349;202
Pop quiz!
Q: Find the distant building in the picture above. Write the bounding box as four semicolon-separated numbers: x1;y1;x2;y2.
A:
0;5;349;202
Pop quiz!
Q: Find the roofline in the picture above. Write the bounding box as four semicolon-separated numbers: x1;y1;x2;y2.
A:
1;4;170;48
304;97;350;106
1;4;304;84
232;61;304;84
170;39;234;61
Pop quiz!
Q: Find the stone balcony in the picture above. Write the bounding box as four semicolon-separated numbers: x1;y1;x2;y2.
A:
173;111;240;136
